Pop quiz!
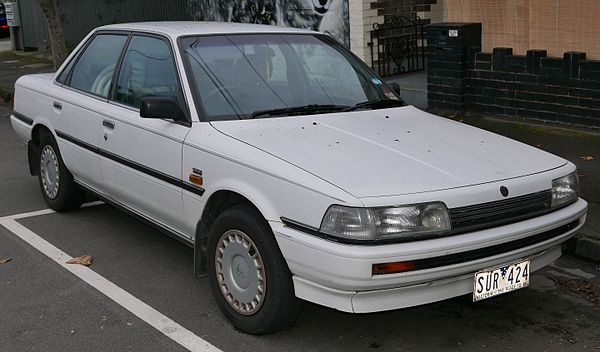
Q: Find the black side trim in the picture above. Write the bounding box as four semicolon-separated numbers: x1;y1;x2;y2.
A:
99;149;180;186
281;217;320;236
182;181;206;196
12;110;33;125
55;130;205;197
55;130;100;154
373;219;580;274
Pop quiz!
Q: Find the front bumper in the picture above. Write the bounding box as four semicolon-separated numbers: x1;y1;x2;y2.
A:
271;198;587;313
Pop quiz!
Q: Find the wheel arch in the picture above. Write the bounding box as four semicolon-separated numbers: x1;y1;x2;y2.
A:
193;188;277;277
28;123;55;176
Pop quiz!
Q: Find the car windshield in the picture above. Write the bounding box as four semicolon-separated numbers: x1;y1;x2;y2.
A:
180;34;403;121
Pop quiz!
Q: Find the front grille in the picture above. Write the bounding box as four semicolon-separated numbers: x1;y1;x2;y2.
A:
449;190;553;234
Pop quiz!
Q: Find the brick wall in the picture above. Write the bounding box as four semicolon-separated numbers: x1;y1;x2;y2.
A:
444;0;600;60
427;23;600;129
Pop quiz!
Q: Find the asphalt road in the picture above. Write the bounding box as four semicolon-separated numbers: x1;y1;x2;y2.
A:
1;102;600;351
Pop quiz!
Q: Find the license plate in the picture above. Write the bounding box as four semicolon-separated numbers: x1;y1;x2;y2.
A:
473;259;530;302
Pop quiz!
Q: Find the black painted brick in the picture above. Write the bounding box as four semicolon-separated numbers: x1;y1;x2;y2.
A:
492;47;513;71
429;100;464;111
577;97;600;109
515;91;579;106
470;78;506;89
580;70;600;81
540;67;562;78
476;52;492;62
563;52;586;79
541;57;563;68
428;92;465;104
428;53;471;62
428;84;468;95
483;88;515;99
427;46;473;55
471;70;517;81
428;60;471;70
527;50;547;75
475;62;492;70
429;69;469;78
580;60;600;71
515;73;538;84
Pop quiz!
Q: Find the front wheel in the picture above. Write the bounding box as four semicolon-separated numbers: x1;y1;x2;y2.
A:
38;133;85;211
207;204;304;334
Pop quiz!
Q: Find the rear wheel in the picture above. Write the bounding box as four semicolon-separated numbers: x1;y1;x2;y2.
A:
38;133;85;211
207;204;304;334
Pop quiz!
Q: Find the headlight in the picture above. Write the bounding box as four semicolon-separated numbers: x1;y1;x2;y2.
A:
320;202;451;242
551;172;579;208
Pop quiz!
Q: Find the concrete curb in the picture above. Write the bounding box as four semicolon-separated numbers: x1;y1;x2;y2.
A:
573;237;600;262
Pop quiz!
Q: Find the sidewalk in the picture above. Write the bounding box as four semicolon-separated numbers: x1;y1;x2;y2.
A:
1;52;598;262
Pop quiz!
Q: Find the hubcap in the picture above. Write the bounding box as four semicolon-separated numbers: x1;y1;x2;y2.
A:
215;230;266;315
40;145;60;200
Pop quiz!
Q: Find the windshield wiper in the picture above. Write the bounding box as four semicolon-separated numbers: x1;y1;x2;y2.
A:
343;99;406;112
250;104;349;119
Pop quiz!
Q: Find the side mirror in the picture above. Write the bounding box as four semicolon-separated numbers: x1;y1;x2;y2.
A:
140;96;187;122
388;82;401;96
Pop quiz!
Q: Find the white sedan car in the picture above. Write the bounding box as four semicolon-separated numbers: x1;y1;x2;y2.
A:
11;22;587;334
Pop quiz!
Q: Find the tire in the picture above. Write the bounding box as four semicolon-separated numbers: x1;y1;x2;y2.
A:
38;133;85;211
207;204;304;334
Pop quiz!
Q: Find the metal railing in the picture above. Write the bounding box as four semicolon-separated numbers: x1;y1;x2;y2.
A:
369;15;425;77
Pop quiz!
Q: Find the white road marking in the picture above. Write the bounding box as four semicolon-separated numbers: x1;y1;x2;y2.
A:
0;207;222;352
0;201;104;220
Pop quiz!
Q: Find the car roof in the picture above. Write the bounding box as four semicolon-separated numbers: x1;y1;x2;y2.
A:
96;21;317;37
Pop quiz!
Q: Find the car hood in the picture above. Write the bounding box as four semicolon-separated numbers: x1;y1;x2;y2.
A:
210;106;566;198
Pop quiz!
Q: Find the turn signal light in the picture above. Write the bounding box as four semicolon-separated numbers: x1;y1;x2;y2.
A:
372;261;416;275
188;174;203;185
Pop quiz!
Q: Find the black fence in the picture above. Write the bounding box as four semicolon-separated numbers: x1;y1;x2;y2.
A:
369;15;426;77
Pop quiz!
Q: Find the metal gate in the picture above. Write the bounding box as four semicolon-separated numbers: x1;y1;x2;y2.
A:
369;15;425;77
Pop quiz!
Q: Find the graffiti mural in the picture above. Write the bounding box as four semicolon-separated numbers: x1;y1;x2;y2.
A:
186;0;349;47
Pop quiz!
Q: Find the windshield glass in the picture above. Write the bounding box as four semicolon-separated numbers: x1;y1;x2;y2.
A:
180;34;403;121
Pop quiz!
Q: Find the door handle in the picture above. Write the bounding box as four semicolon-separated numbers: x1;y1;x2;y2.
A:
53;101;62;110
102;120;115;129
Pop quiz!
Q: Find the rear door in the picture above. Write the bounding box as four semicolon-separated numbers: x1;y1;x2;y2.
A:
99;34;191;237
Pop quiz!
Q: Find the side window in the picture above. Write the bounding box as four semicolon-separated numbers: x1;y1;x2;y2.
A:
56;55;76;85
114;35;183;109
69;34;128;98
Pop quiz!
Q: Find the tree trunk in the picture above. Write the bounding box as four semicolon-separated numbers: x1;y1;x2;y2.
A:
36;0;68;69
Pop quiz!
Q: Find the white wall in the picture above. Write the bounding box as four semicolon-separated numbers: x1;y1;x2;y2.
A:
349;0;383;64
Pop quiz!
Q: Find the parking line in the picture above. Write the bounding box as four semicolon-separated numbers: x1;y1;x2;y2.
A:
0;200;105;221
0;207;222;352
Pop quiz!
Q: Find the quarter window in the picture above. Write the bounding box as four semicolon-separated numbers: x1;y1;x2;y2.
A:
114;35;183;109
69;34;128;98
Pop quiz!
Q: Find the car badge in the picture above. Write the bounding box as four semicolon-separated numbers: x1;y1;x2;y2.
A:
500;186;509;197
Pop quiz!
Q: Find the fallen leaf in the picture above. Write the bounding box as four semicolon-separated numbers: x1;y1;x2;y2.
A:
66;255;93;266
0;258;11;264
580;156;594;161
